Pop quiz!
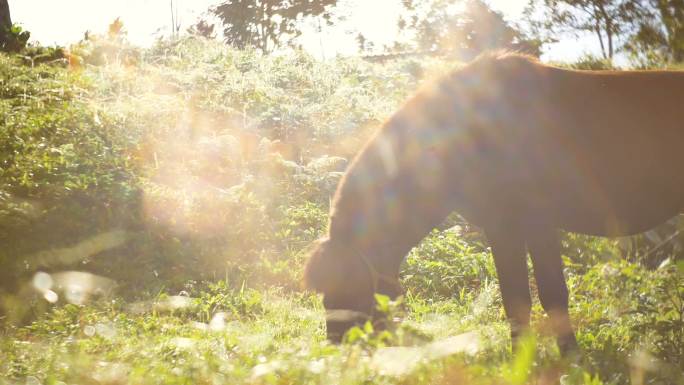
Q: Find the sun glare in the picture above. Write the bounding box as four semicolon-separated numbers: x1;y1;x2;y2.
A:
3;0;683;383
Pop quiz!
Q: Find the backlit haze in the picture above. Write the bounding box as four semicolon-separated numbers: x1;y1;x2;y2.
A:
11;0;598;62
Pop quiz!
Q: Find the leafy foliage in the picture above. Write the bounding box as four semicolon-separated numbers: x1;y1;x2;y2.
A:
396;0;541;58
187;19;217;39
623;0;684;65
213;0;337;54
556;53;617;69
403;228;495;299
525;0;642;59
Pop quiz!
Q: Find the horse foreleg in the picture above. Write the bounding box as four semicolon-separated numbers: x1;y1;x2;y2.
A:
527;228;579;356
485;225;532;350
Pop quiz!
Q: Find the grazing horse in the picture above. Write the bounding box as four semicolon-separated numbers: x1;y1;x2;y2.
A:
304;52;684;354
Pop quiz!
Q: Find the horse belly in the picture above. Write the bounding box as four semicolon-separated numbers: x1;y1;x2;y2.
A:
537;171;684;236
554;202;680;237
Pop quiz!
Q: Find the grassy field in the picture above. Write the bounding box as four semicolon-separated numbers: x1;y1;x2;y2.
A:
1;37;683;385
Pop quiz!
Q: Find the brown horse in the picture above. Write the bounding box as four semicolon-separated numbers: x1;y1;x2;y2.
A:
304;52;684;353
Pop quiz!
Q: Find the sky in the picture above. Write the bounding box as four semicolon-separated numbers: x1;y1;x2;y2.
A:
9;0;599;62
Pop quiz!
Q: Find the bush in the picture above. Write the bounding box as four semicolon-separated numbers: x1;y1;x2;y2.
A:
403;228;495;299
0;37;451;296
561;54;616;70
0;24;30;53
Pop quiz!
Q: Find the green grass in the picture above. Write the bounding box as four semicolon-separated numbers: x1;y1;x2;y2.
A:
1;259;681;384
1;36;683;384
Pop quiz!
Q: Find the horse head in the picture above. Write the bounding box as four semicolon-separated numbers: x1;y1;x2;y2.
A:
304;236;403;341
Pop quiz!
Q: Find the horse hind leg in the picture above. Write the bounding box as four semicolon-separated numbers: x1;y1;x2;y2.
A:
526;227;579;356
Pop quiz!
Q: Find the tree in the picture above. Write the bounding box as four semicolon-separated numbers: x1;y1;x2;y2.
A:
0;0;29;53
170;0;181;40
624;0;684;63
212;0;337;54
188;19;217;39
356;33;375;54
397;0;541;59
524;0;641;60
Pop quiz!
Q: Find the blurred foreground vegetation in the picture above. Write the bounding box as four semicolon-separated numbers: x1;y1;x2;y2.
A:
1;36;683;385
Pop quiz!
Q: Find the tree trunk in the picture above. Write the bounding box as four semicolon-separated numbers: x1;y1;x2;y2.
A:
259;0;267;54
595;1;614;58
665;0;684;62
591;2;609;59
0;0;10;47
607;28;614;58
0;0;11;32
595;22;608;59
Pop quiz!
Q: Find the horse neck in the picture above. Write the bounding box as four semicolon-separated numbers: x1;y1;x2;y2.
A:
328;121;454;274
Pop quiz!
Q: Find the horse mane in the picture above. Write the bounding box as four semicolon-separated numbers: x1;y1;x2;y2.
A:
473;50;540;63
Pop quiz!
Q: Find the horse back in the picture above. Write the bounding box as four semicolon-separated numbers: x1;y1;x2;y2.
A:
472;60;684;235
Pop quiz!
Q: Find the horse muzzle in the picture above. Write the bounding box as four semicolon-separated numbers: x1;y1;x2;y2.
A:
325;309;371;342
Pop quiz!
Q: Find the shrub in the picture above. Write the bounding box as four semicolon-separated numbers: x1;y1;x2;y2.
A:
0;24;30;53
